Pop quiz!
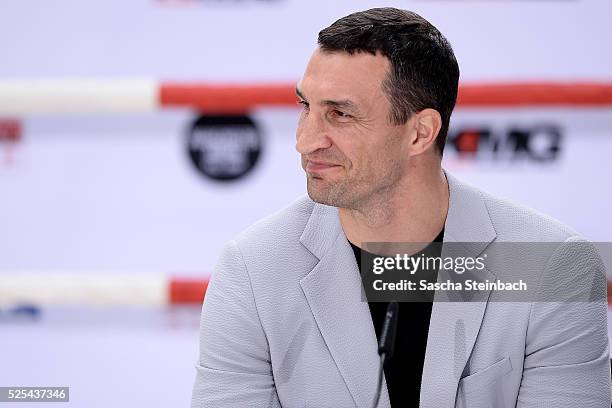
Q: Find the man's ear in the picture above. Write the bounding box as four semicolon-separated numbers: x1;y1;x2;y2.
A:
407;108;442;156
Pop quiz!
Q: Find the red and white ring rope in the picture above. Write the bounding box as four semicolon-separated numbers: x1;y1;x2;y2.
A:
0;273;208;307
0;80;611;115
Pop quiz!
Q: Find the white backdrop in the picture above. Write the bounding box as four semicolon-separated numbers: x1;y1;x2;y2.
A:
0;1;611;407
2;108;612;273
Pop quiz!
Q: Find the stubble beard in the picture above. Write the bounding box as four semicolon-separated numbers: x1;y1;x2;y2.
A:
306;165;402;212
306;174;358;208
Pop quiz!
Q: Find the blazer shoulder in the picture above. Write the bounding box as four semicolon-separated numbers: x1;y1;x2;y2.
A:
476;187;581;242
232;195;315;252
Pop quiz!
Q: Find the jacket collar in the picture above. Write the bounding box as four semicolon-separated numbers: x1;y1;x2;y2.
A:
299;170;497;255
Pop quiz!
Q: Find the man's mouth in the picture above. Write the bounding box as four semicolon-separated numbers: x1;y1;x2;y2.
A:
305;160;342;173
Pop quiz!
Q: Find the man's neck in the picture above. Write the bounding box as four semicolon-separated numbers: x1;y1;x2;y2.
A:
339;167;449;247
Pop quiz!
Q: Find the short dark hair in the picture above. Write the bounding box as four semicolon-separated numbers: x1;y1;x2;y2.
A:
318;8;459;155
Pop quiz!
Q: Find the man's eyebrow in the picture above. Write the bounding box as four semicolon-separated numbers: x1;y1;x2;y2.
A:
295;87;360;114
321;99;360;113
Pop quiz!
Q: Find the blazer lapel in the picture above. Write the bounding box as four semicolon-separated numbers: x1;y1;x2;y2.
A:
419;172;498;408
299;203;390;408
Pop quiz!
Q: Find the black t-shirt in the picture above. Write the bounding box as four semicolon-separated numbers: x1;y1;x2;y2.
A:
349;230;444;407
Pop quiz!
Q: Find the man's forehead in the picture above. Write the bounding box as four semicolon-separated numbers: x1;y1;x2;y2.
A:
298;48;389;102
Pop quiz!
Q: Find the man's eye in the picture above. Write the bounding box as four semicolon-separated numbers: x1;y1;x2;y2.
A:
297;100;309;109
332;110;351;119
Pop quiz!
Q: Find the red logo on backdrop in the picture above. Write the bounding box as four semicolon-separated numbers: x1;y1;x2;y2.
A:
448;125;562;162
0;119;22;166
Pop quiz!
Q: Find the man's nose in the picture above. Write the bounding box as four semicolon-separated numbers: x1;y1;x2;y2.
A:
295;114;332;155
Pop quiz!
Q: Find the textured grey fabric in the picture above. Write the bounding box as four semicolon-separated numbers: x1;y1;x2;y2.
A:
191;172;611;408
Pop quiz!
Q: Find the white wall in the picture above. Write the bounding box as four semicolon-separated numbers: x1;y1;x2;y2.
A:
1;1;611;407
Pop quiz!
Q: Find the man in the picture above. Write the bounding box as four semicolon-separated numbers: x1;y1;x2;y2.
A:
192;8;610;408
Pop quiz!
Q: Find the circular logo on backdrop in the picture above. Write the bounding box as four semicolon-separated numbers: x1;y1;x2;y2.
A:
187;115;262;182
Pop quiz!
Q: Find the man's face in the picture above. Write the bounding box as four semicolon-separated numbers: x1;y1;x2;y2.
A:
295;48;413;209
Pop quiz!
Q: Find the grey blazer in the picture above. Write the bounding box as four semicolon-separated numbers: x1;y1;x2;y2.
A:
192;172;611;408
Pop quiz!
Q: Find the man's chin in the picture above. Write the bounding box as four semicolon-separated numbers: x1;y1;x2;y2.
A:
306;179;344;207
306;180;331;205
307;192;333;206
